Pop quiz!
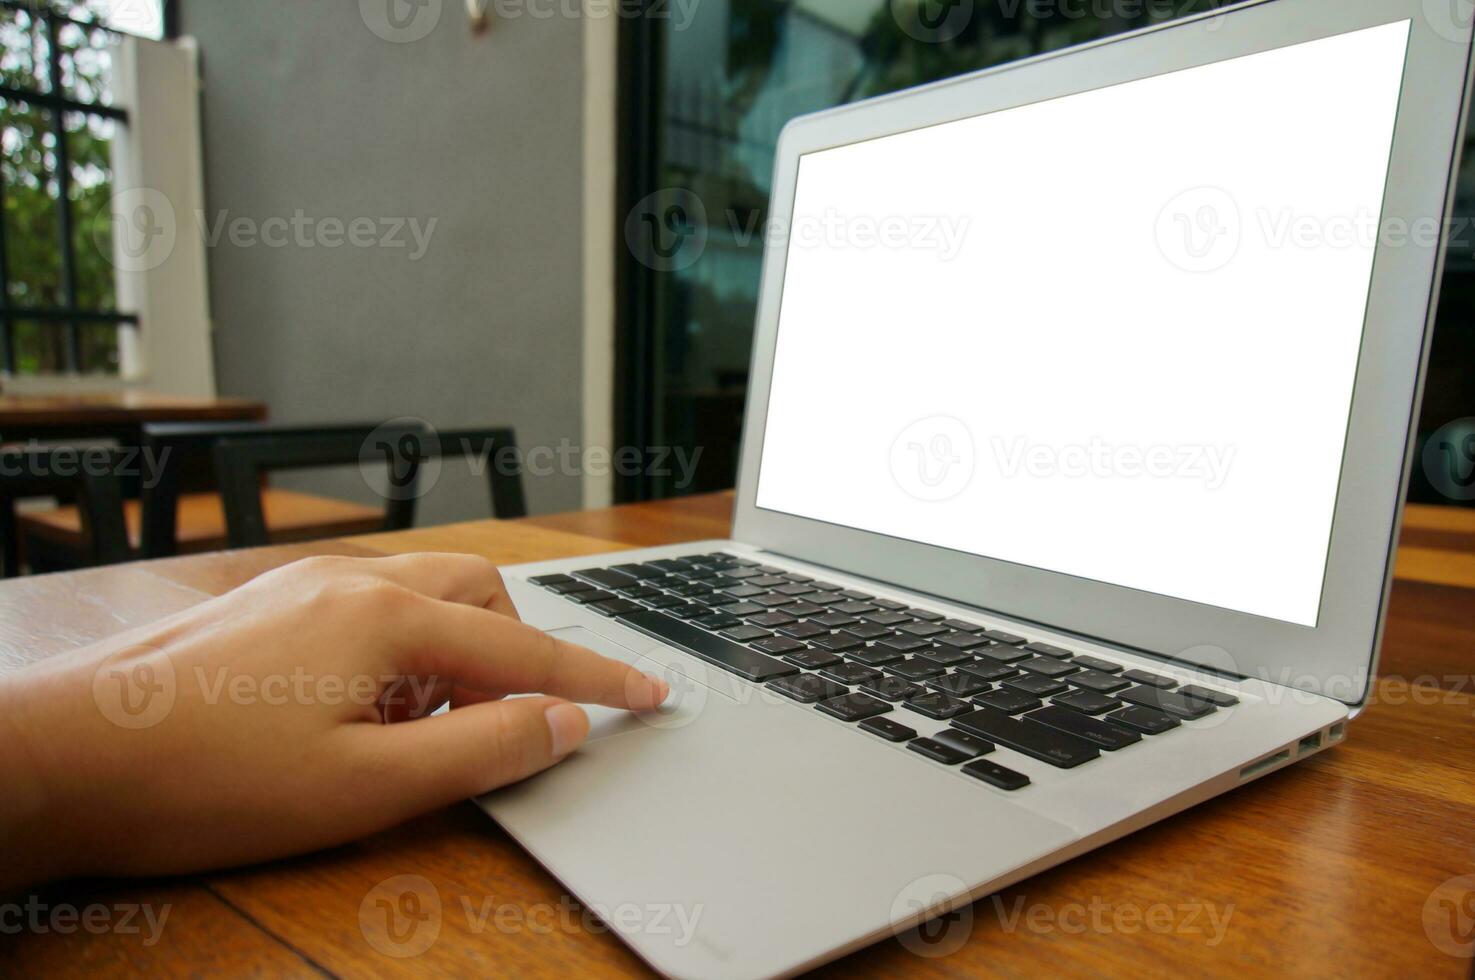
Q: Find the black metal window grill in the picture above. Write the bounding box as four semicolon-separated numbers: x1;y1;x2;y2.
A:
0;0;151;376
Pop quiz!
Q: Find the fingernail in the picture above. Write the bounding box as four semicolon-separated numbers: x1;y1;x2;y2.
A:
645;673;671;706
545;703;587;759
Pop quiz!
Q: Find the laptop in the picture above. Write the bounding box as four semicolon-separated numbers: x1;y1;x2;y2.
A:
483;1;1473;976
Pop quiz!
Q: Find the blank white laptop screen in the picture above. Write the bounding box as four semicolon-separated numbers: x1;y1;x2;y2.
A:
755;21;1412;628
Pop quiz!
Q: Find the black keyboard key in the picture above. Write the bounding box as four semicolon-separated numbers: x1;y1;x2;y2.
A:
721;584;767;599
848;645;907;667
844;622;893;641
861;677;922;702
569;589;616;605
908;737;972;766
666;603;710;620
1026;705;1141;751
548;580;595;595
667;582;711;598
933;632;988;650
962;759;1031;791
1073;655;1124;673
767;674;850;704
874;635;932;655
1179;685;1240;707
899;621;949;639
1122;669;1177;689
750;594;796;608
531;573;576;586
786;649;844;670
1105;705;1180;735
720;625;772;643
619;585;662;600
952;707;1101;768
887;659;945;682
747;611;797;628
859;717;917;742
822;662;882;686
1018;657;1080;678
746;575;787;588
904;691;971;719
695;592;736;607
957;660;1019;683
576;568;640;590
1002;674;1069;697
862;611;913;627
905;608;945;622
785;600;825;617
775;582;818;596
753;636;807;657
981;630;1028;645
940;619;984;633
644;594;688;610
931;729;995;759
811;633;865;653
872;598;908;611
806;592;847;606
978;645;1032;664
693;613;742;631
928;672;991;698
839;590;873;600
972;690;1042;714
591;598;643;617
811;613;859;629
1052;689;1122;715
783;574;814;583
612;563;667;581
723;568;764;581
717;602;765;617
817;693;893;722
1024;641;1073;659
915;645;974;667
834;601;879;616
779;621;830;640
617;609;799;682
1069;670;1131;694
651;558;695;572
1119;686;1217;720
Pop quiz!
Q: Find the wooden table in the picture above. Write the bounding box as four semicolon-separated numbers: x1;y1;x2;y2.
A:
0;392;266;440
2;494;1473;977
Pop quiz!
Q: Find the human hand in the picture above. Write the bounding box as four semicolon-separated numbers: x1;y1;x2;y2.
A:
0;554;669;892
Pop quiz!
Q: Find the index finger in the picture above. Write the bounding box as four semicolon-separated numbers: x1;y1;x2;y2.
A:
392;593;669;710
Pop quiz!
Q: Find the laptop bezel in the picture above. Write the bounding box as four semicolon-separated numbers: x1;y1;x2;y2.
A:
731;0;1474;708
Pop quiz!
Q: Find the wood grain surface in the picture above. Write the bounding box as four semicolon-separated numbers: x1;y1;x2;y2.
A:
1;493;1472;978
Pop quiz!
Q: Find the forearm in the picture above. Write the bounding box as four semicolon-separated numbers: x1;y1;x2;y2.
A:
0;674;86;895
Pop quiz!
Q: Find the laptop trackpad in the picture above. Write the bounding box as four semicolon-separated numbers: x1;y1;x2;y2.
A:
549;626;720;742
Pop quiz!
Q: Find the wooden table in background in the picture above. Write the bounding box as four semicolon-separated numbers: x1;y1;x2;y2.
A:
0;392;266;442
1;493;1473;978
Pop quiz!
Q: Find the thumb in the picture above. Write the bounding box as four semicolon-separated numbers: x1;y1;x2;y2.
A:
352;696;591;817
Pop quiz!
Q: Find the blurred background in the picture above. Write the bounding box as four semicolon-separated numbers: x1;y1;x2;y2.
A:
0;0;1470;575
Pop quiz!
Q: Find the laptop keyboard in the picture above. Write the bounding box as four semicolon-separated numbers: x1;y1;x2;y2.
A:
529;553;1240;791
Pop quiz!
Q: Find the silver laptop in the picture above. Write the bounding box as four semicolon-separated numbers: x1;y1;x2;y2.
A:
483;1;1473;976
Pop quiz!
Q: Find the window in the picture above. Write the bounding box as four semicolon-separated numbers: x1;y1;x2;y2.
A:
0;0;168;377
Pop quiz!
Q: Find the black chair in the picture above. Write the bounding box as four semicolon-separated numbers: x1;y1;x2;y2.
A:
138;422;424;558
212;426;526;550
1;446;131;578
